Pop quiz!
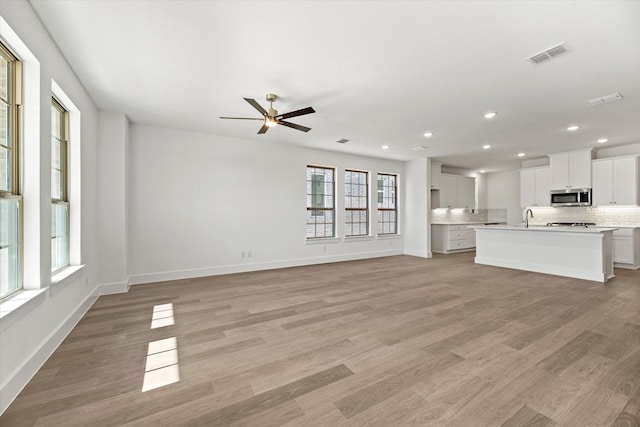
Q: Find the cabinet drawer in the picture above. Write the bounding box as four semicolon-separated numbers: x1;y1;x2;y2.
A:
449;230;466;240
449;225;468;231
448;239;467;250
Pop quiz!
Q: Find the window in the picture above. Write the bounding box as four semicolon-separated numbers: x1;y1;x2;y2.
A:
306;165;335;239
345;169;368;237
0;42;22;299
51;98;69;273
377;173;398;235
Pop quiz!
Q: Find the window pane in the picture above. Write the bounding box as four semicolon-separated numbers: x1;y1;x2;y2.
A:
51;202;69;272
0;103;9;149
51;104;61;139
0;197;19;298
0;146;9;192
52;169;62;200
0;54;8;102
52;137;61;169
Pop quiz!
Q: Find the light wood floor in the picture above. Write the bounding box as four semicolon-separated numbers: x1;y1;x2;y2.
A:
2;253;640;426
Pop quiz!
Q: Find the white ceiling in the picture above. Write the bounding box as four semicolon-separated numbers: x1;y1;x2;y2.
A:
29;0;640;172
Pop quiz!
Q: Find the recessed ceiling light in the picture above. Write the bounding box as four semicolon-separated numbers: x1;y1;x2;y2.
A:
517;152;526;157
482;144;492;149
484;112;497;119
480;170;486;173
567;125;579;131
597;138;608;143
382;145;389;150
423;132;434;138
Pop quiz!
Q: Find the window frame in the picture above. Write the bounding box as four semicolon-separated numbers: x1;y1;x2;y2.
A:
377;173;398;235
306;165;336;239
0;41;23;300
51;97;70;274
344;169;369;237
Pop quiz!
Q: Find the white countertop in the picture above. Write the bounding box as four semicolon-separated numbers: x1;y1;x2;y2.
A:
431;221;505;225
471;225;618;233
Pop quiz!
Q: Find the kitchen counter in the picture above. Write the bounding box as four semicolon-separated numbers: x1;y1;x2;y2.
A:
472;225;618;233
431;221;506;225
471;225;615;282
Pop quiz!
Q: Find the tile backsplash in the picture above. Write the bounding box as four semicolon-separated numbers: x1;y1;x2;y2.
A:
524;206;640;227
431;208;507;224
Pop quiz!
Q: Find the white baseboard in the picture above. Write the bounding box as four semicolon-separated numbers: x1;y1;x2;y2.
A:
404;249;432;258
0;295;97;415
130;250;404;285
95;280;130;296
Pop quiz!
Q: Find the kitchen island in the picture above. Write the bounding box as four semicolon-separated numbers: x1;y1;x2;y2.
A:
472;225;617;282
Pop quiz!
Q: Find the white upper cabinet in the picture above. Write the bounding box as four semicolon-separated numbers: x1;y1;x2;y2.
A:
430;161;442;190
457;176;475;209
520;167;551;207
592;156;639;206
440;174;457;208
550;149;593;190
440;174;475;208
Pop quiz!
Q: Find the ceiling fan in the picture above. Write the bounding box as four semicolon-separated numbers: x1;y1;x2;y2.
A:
220;93;315;134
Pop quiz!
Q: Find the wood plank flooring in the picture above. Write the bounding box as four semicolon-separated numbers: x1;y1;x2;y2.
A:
2;252;640;426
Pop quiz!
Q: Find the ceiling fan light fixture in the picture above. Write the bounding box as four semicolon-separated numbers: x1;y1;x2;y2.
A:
265;117;278;127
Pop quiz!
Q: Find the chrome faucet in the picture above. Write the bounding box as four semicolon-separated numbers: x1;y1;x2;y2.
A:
525;208;534;228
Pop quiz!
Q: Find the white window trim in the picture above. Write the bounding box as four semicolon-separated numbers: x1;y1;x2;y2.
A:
51;79;81;279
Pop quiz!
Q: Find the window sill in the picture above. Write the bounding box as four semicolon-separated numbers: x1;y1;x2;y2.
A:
305;237;340;245
0;288;48;332
50;265;85;295
344;235;375;242
376;234;402;240
51;264;85;285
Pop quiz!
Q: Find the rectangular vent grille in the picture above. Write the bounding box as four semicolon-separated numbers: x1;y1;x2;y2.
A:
527;43;567;64
587;93;623;106
336;138;349;144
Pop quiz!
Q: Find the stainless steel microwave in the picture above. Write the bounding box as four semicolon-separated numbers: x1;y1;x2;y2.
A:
550;189;592;207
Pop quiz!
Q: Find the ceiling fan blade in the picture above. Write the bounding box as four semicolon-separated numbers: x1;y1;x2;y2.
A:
243;98;268;116
275;106;315;120
219;117;264;120
279;120;311;133
257;124;270;134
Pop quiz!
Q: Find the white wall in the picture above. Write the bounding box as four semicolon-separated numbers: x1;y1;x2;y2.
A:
128;124;405;284
404;158;430;257
0;1;100;414
487;169;522;225
97;112;129;289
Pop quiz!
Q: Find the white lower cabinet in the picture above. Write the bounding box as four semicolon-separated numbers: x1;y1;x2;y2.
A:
613;228;640;269
432;224;477;254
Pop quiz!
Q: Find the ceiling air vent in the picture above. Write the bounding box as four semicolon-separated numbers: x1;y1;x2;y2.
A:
527;43;567;64
587;93;623;106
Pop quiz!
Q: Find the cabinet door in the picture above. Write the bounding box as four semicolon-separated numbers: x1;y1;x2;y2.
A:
457;177;475;209
550;153;570;189
467;229;476;248
614;157;638;206
534;168;551;207
441;175;457;208
592;160;614;206
613;236;634;264
520;169;535;207
430;161;442;190
570;150;592;188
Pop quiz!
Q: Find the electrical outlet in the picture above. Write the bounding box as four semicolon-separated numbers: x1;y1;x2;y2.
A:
247;250;252;258
241;251;246;258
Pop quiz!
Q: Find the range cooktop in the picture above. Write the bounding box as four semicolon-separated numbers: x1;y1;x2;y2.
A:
545;222;596;228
